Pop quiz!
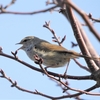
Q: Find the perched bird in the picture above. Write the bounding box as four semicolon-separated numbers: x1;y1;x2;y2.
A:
16;36;98;70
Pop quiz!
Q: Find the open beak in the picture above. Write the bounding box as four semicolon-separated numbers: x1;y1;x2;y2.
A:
17;46;23;51
15;42;23;51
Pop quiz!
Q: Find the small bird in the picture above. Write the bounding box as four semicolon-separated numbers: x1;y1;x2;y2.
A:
16;36;98;71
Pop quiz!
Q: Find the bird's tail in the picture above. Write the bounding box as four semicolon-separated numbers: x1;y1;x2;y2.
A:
65;50;100;60
79;54;100;60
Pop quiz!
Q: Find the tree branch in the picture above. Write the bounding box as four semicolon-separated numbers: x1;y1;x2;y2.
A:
0;6;58;15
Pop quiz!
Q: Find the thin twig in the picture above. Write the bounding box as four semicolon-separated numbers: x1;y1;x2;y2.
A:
0;6;58;14
0;69;44;95
34;84;100;99
43;21;66;46
88;13;100;23
4;0;16;9
73;59;91;72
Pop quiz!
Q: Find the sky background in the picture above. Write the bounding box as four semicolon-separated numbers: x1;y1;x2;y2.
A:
0;0;100;100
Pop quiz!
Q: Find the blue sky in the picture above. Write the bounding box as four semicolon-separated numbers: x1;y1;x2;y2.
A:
0;0;100;100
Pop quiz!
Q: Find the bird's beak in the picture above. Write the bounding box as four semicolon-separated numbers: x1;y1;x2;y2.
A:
15;42;23;51
15;42;22;45
17;46;23;51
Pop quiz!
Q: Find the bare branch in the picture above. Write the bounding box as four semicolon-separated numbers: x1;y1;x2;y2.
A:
64;0;100;41
43;21;66;46
88;13;100;23
0;51;93;80
33;59;100;99
0;1;100;99
0;68;99;100
0;69;43;95
73;59;91;73
4;0;16;9
61;2;99;73
0;6;58;15
33;84;100;99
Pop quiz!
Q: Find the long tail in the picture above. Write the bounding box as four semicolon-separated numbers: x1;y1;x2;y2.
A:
79;54;99;60
67;50;99;60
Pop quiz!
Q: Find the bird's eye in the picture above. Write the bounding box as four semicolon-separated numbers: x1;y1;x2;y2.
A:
23;39;29;42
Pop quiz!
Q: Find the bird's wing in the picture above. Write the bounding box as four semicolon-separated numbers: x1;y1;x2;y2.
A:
35;41;68;52
40;42;80;56
35;41;80;58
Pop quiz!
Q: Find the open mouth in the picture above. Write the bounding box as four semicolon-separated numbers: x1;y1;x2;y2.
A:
16;42;24;51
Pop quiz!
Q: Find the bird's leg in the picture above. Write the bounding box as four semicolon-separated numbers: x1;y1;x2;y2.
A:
63;59;70;77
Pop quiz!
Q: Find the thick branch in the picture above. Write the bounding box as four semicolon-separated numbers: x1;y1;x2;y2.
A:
64;0;100;42
67;7;98;72
76;17;100;67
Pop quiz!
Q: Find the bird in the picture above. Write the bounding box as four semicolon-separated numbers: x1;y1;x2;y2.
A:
16;36;99;73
